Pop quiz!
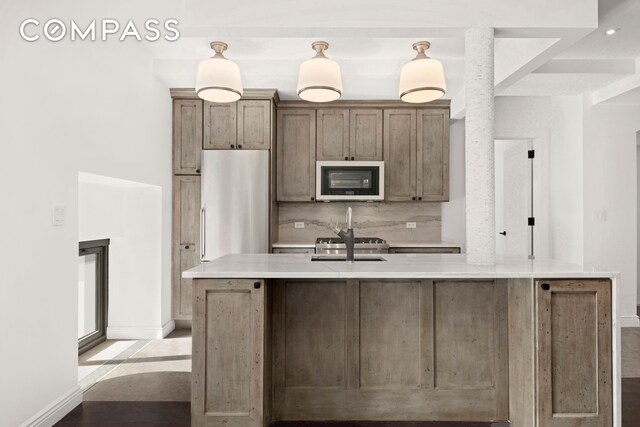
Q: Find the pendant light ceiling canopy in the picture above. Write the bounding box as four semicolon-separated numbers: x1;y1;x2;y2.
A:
196;41;243;103
399;41;446;103
297;41;343;103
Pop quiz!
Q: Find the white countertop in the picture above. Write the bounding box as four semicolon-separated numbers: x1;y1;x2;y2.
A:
183;253;617;280
272;241;462;249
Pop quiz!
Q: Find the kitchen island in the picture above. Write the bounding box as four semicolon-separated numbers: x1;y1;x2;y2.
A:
184;254;620;427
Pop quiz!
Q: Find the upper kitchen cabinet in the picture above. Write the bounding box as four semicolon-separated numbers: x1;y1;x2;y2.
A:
277;109;316;202
383;106;450;202
350;109;383;161
316;108;383;161
317;109;349;161
203;102;237;149
383;109;417;201
173;99;203;175
204;99;272;150
237;100;271;150
417;109;449;201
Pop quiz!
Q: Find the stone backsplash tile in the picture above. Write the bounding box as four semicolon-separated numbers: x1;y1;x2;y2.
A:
278;202;441;243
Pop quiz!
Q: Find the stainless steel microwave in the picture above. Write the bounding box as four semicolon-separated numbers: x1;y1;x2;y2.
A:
316;161;384;201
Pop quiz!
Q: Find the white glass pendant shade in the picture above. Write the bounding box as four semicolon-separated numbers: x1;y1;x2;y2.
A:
399;41;446;103
297;41;342;102
196;42;243;103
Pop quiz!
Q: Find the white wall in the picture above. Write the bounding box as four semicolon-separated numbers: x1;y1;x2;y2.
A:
0;2;173;425
441;119;466;246
550;96;584;265
79;175;165;339
582;98;640;326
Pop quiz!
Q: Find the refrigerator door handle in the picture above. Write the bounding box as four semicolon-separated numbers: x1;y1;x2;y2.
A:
200;208;206;261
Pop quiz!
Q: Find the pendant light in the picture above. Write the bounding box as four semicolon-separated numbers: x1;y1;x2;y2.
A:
196;41;243;103
297;41;342;103
399;41;446;103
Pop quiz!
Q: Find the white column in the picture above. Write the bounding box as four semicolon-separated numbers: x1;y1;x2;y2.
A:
464;27;496;265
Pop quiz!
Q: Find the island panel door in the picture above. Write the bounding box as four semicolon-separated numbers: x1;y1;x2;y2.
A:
192;279;265;427
536;279;612;427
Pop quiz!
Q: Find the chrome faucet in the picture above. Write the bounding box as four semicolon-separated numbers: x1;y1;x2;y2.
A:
334;207;355;263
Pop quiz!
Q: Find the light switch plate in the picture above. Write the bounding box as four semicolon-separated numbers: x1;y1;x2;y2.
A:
294;222;305;229
52;204;66;226
406;222;417;229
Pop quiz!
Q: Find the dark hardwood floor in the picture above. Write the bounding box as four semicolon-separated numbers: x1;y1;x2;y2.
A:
55;379;640;427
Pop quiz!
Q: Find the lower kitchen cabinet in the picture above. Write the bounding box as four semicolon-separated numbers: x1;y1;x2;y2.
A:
192;279;268;427
172;176;201;320
535;279;612;427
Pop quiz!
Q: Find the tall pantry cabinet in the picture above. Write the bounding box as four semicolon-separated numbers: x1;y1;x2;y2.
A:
170;89;279;323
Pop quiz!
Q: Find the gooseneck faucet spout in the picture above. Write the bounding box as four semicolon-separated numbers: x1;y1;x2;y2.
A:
335;207;355;263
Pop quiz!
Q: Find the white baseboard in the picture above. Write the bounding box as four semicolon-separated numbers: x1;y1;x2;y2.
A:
107;320;176;340
20;385;82;427
162;320;176;337
620;314;640;328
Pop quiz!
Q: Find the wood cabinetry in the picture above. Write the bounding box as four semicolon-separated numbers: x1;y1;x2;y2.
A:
204;100;271;150
192;279;268;427
172;176;201;320
173;99;203;175
316;108;383;161
383;109;417;201
276;109;316;202
277;101;449;203
272;279;508;421
171;89;278;323
535;279;612;427
383;108;449;202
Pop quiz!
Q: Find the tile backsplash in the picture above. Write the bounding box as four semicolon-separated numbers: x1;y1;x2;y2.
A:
278;202;441;243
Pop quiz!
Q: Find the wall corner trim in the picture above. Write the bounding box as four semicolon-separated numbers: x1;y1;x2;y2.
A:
19;385;82;427
162;320;176;338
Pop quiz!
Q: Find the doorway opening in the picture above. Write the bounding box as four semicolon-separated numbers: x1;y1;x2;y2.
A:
78;239;110;354
494;139;535;259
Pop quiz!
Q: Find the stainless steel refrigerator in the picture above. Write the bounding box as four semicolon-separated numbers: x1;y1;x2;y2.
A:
200;150;269;262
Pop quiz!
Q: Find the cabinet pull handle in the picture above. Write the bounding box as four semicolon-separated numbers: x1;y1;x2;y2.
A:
351;156;355;160
541;283;550;291
412;196;416;200
418;197;422;201
230;144;235;149
238;144;242;149
310;196;315;201
344;156;348;160
253;282;261;289
185;245;190;249
195;168;200;173
200;208;206;261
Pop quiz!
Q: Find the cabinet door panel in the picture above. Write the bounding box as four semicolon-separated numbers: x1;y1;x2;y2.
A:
173;100;202;174
317;109;349;161
277;109;316;202
192;279;265;427
238;100;270;150
350;109;383;161
383;109;416;201
204;102;237;149
417;109;449;201
172;176;200;320
536;279;612;427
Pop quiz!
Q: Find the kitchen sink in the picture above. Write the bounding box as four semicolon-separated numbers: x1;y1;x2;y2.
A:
311;255;387;262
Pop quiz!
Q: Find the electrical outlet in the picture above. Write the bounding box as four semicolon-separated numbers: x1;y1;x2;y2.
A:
294;222;305;229
406;222;417;229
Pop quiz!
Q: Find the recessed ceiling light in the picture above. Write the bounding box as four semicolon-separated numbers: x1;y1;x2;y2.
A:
605;28;620;36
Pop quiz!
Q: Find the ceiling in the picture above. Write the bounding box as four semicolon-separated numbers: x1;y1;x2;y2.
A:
148;0;640;110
